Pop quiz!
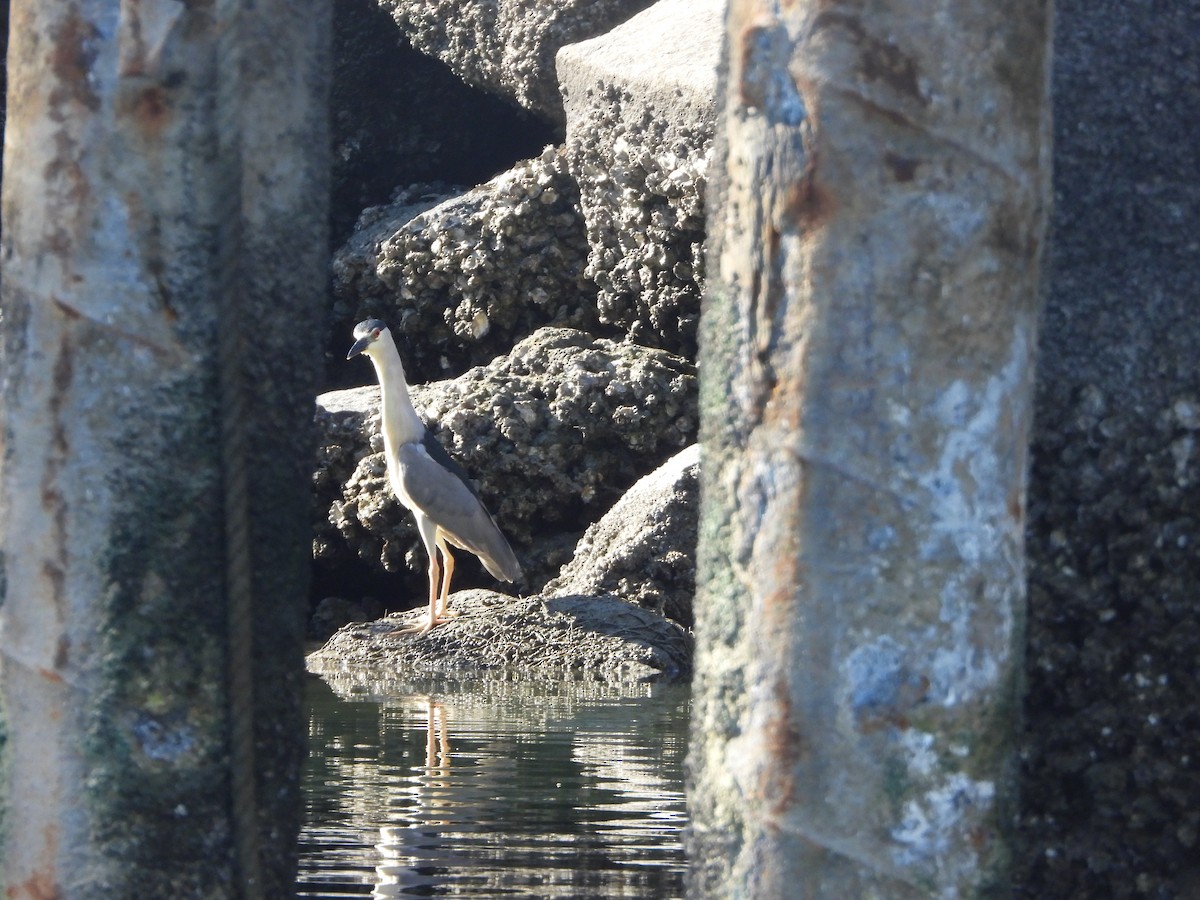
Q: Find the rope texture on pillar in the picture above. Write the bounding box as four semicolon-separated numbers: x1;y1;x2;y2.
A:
215;3;265;896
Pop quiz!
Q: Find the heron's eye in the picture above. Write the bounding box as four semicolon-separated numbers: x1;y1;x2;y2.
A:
372;329;381;339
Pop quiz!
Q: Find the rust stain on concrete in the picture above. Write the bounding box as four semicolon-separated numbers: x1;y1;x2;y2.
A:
6;824;61;899
761;675;804;816
811;11;928;105
37;666;66;685
37;325;74;631
737;22;773;111
783;158;836;232
7;872;58;900
50;10;101;115
122;84;173;138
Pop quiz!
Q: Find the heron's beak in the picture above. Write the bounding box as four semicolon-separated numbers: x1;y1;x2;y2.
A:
347;337;371;360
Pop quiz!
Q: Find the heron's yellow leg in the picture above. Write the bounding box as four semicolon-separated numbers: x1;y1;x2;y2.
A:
437;542;457;618
390;550;449;634
424;552;441;629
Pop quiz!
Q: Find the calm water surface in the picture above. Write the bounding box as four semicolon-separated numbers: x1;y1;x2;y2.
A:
298;672;690;898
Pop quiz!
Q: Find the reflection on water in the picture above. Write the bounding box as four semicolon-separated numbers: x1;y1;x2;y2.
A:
298;672;690;898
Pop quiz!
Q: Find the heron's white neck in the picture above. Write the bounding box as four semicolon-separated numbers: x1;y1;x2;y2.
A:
368;330;426;449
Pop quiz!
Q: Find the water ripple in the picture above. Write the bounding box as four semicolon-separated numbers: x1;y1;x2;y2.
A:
298;675;690;898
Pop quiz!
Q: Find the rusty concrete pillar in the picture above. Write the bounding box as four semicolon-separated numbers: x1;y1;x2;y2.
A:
690;0;1052;896
0;1;328;896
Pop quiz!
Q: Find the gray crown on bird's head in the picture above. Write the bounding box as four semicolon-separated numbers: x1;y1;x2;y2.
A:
353;318;388;341
347;318;391;360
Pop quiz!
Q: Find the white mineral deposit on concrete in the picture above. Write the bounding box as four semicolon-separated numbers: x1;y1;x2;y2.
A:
891;771;997;892
917;330;1029;706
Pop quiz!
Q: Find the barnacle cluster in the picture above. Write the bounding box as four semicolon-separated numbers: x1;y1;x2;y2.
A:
567;84;712;358
335;148;598;381
379;0;658;118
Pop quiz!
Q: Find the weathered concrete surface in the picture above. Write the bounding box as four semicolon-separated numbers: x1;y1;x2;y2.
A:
377;0;656;120
314;327;697;598
1017;2;1200;896
545;443;699;628
0;0;327;895
308;589;691;683
690;0;1050;896
557;0;724;357
330;149;598;383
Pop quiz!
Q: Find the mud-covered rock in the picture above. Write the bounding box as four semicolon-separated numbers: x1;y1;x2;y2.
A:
314;327;697;600
377;0;656;120
307;589;692;683
545;444;698;628
557;0;723;357
331;149;600;383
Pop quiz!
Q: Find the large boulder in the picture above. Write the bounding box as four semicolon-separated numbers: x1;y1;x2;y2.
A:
377;0;656;120
556;0;724;358
308;589;692;684
329;0;556;249
545;443;699;628
329;183;460;321
330;148;599;383
313;327;697;599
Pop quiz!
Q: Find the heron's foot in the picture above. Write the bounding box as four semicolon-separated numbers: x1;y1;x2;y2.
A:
384;613;455;636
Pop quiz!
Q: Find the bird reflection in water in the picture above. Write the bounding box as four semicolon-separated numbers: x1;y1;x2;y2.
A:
298;678;690;899
373;697;455;898
424;698;451;772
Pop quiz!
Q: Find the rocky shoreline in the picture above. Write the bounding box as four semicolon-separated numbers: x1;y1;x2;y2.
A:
314;0;722;681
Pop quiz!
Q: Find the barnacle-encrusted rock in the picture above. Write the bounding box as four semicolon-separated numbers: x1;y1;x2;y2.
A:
314;327;697;599
331;148;599;382
377;0;656;120
308;589;691;683
329;0;556;248
545;444;698;628
1021;387;1200;895
330;183;461;314
557;0;724;358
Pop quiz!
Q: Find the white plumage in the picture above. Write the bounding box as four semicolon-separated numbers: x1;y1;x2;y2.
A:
348;318;521;632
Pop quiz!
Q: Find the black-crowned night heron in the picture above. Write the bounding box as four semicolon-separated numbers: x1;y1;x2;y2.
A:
348;318;522;633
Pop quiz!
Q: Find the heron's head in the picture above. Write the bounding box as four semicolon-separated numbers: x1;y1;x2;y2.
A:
347;318;389;360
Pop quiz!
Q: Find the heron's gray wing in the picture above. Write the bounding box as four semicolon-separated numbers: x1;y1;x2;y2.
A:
395;442;522;582
421;429;477;498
